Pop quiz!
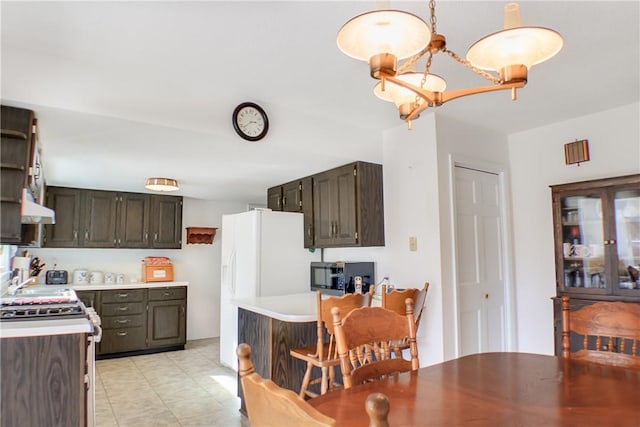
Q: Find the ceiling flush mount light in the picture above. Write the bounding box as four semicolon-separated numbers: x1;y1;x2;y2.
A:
145;177;179;192
337;1;563;129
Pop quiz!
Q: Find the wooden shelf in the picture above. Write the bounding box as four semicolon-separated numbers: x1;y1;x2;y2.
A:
186;227;217;244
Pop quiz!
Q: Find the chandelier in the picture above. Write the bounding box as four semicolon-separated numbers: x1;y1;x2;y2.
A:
337;1;563;129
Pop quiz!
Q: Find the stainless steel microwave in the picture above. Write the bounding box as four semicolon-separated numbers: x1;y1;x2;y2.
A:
310;261;375;296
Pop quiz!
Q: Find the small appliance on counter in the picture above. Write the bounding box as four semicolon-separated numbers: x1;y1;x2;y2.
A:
310;261;375;296
142;256;174;283
46;270;68;285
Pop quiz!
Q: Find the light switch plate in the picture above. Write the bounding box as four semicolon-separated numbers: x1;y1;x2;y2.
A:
409;236;418;251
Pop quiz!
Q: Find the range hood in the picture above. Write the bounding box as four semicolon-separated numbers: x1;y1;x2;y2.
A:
21;188;55;224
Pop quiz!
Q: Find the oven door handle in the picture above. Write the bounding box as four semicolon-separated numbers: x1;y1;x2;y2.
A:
91;324;103;343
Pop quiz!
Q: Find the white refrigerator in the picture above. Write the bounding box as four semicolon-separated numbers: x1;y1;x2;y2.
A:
219;209;319;370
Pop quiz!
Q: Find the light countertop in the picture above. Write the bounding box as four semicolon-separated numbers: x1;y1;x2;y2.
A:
72;281;188;291
0;317;92;338
232;293;318;322
232;291;382;323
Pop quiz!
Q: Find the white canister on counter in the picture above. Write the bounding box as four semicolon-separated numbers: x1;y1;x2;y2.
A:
104;272;115;284
116;273;125;284
73;269;89;285
89;271;104;285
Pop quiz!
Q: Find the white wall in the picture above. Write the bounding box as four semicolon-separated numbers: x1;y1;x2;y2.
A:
433;114;514;359
322;114;444;366
322;112;514;365
29;197;248;340
508;102;640;354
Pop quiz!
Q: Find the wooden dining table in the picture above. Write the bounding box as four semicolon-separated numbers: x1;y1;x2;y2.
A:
308;352;640;426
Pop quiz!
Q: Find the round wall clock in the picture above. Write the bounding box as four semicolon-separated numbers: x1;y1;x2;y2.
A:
232;102;269;142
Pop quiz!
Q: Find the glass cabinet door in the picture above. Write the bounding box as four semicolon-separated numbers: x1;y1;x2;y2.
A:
613;189;640;295
559;194;606;293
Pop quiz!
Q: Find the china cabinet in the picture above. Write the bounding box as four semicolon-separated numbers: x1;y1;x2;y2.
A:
551;174;640;354
551;174;640;299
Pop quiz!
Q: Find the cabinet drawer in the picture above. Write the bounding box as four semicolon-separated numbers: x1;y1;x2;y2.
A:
101;289;145;303
100;302;144;316
148;287;186;301
101;327;146;354
101;314;144;329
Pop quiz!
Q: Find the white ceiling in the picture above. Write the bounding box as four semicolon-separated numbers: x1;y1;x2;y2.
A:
2;1;639;203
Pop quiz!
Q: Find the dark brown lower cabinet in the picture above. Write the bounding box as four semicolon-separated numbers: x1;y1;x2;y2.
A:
77;286;187;357
237;308;317;412
148;287;187;347
1;333;86;427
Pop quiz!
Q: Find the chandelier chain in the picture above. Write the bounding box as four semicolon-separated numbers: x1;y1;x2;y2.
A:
443;48;502;84
429;0;437;34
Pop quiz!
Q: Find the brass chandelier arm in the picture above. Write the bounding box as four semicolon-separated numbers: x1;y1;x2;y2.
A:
404;80;526;122
382;72;526;122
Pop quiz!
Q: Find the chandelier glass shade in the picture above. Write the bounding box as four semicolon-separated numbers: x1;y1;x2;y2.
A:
374;72;446;119
337;1;563;127
336;10;431;62
145;177;179;192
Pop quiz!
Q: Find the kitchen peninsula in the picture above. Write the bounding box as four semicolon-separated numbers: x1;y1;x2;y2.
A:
233;293;318;402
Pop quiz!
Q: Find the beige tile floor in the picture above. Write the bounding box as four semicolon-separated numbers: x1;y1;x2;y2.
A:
95;338;250;427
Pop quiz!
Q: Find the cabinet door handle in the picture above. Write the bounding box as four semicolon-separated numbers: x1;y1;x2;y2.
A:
118;306;129;311
73;230;78;240
163;291;171;296
307;225;312;238
144;232;148;241
115;319;130;324
154;233;158;241
118;293;129;298
85;230;89;240
116;331;128;337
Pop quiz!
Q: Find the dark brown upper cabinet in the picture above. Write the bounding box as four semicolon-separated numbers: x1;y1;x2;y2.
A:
118;192;151;248
267;177;315;248
44;186;182;249
1;106;37;244
267;186;282;211
268;161;384;249
313;161;384;248
44;187;83;247
150;195;183;249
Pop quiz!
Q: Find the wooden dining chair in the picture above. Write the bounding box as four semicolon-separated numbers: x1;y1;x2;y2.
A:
289;290;373;398
561;296;640;369
381;282;429;356
238;343;389;427
237;343;337;426
365;393;390;427
331;299;419;389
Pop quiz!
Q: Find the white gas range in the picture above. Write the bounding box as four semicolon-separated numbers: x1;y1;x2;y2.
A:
0;286;102;426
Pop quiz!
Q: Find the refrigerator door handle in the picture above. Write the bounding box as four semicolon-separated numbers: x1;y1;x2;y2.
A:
228;250;236;295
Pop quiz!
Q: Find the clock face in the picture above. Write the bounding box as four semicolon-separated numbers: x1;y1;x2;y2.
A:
232;102;269;141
